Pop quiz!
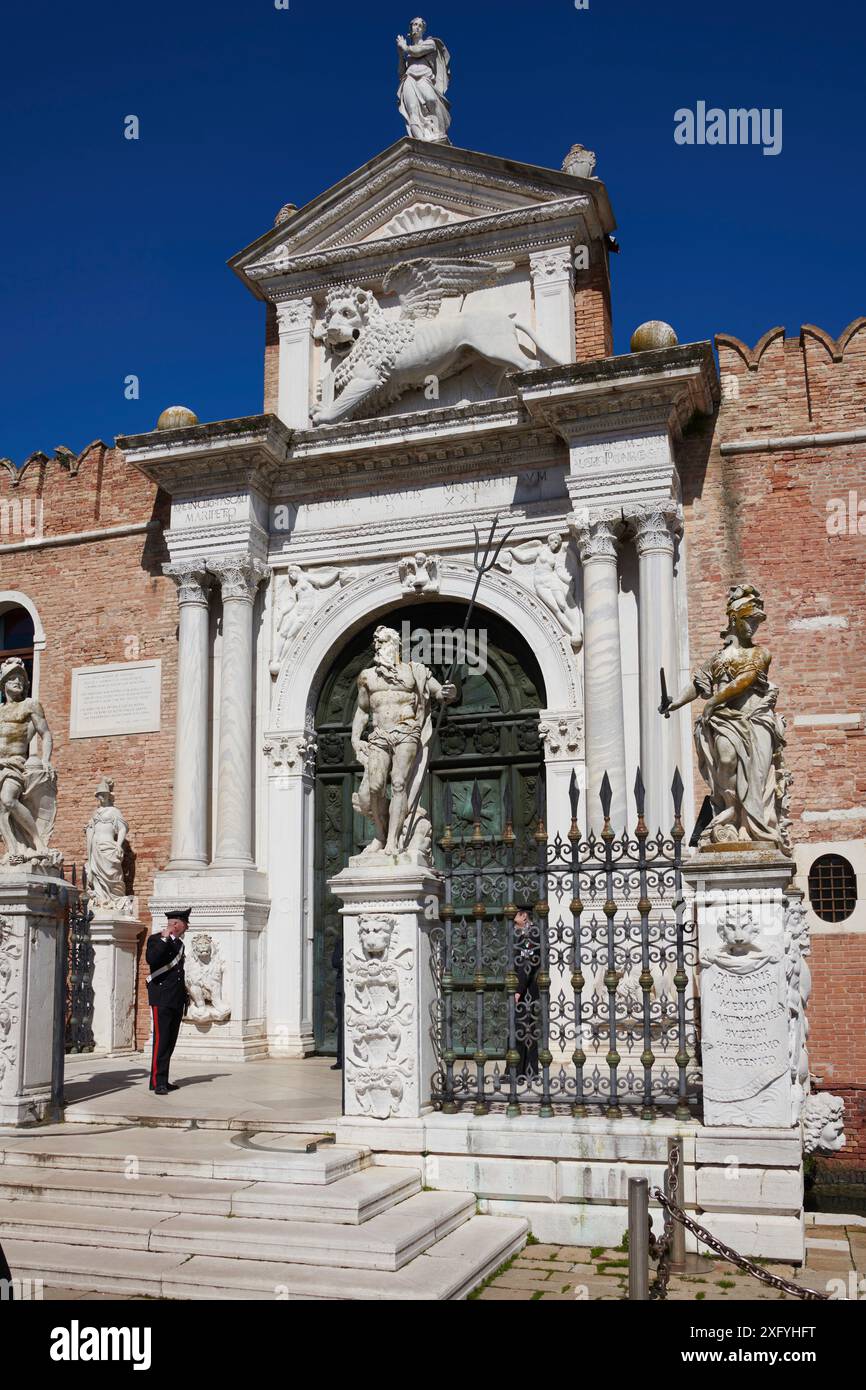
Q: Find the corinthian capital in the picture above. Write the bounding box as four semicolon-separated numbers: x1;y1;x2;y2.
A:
275;297;315;335
570;507;622;563
164;562;212;607
627;500;683;556
263;731;317;777
210;556;270;603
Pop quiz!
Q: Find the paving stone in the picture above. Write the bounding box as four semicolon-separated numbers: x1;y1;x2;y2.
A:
552;1246;594;1261
495;1269;555;1289
522;1244;562;1259
477;1288;535;1301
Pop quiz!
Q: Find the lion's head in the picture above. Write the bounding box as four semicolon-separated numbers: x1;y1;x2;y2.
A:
314;285;379;352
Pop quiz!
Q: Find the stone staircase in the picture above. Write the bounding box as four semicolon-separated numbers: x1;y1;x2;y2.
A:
0;1123;527;1299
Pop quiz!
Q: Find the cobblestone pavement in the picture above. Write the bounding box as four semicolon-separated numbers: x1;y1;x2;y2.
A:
472;1225;864;1301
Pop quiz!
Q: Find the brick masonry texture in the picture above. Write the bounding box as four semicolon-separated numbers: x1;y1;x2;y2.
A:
0;445;176;1047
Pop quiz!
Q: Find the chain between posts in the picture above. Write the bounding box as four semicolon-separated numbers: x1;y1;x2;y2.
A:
647;1141;830;1302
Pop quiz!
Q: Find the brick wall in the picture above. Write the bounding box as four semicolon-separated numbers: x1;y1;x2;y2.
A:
263;302;279;415
574;248;613;360
681;318;866;1168
680;319;866;839
0;444;176;1047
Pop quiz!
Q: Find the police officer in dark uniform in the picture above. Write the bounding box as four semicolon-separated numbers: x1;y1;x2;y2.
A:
146;908;190;1095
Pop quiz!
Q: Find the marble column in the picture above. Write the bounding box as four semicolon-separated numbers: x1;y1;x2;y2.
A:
529;247;576;364
276;297;314;430
264;730;317;1056
211;557;269;866
571;510;628;832
165;564;212;868
629;501;682;835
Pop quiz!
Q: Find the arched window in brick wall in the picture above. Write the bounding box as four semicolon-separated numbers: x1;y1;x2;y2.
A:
0;605;35;686
0;593;44;696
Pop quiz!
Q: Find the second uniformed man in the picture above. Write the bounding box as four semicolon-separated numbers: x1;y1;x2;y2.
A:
146;908;190;1095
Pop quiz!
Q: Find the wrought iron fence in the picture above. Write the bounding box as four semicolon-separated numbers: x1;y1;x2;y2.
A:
431;767;701;1117
65;864;95;1054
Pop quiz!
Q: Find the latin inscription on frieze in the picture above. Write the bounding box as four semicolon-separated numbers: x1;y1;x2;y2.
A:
172;493;247;530
272;466;568;535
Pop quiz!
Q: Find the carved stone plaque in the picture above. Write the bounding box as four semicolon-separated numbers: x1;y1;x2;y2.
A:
700;959;789;1126
69;660;162;739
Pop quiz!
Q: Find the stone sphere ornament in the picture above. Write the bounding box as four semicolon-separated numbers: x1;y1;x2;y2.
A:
630;321;679;352
156;405;199;430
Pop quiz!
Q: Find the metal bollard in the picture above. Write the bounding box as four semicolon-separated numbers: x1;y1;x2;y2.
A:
666;1136;687;1273
627;1177;650;1300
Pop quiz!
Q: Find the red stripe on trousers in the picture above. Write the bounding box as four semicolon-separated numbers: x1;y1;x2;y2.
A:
151;1006;160;1086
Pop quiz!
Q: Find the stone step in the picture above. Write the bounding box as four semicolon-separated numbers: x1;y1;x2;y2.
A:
229;1167;422;1223
0;1190;475;1271
3;1214;528;1300
0;1163;421;1224
0;1125;368;1186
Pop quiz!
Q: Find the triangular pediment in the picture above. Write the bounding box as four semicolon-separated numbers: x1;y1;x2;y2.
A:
230;139;613;295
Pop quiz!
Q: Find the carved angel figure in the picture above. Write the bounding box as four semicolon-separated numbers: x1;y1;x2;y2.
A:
311;258;564;426
498;534;582;650
662;584;792;853
270;564;357;674
0;658;57;865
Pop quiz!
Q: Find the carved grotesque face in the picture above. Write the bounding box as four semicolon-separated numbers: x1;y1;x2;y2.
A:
358;916;394;958
192;935;212;963
318;292;370;350
819;1102;846;1152
719;913;758;952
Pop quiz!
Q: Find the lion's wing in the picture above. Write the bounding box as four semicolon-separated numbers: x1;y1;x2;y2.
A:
382;258;517;320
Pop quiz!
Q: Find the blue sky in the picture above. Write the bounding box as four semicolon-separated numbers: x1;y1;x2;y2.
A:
1;0;863;463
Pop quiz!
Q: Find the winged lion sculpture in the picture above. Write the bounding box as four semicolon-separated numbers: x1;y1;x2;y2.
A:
311;257;565;426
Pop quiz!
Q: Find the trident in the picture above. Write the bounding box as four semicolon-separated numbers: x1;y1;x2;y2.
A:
402;513;514;847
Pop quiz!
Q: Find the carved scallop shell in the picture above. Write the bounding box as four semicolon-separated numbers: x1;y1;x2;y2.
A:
381;203;455;237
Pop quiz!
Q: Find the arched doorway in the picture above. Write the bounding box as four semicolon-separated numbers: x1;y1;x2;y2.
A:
312;600;547;1054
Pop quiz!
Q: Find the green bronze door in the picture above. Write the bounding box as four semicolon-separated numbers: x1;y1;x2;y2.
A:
312;601;546;1055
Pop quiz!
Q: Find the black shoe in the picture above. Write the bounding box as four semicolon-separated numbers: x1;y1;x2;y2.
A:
165;1082;180;1091
330;1062;343;1071
154;1086;169;1096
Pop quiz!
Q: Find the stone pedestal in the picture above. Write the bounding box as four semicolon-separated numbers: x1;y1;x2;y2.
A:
0;871;68;1126
684;849;797;1129
89;911;142;1055
327;864;441;1122
149;867;269;1062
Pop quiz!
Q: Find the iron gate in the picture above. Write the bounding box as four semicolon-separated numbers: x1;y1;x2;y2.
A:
66;864;95;1054
432;767;701;1117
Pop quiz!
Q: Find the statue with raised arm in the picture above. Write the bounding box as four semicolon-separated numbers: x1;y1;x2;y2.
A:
498;533;582;650
0;658;58;867
397;17;451;143
351;625;456;861
661;584;792;854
